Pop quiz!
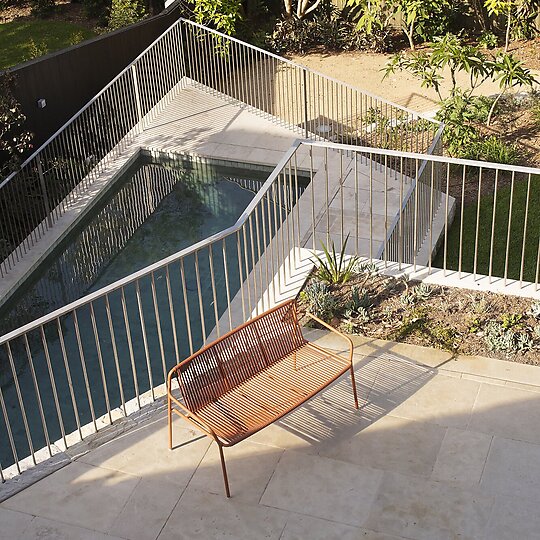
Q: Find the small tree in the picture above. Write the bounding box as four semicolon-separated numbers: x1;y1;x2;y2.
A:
486;53;537;125
484;0;540;52
191;0;243;35
348;0;452;50
108;0;146;30
283;0;323;19
384;34;538;155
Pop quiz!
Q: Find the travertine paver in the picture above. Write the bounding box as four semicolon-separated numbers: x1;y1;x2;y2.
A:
363;471;495;540
4;332;540;540
319;413;447;478
260;450;383;527
480;436;540;498
158;487;289;540
280;514;403;540
468;383;540;444
483;495;540;540
431;428;493;485
2;461;140;533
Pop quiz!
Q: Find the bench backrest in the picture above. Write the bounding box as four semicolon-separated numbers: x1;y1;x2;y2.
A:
176;301;306;411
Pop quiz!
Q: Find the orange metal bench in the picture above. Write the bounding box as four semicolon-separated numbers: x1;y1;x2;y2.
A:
167;299;358;497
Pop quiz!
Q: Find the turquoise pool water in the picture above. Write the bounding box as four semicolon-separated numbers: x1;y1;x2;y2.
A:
0;152;303;469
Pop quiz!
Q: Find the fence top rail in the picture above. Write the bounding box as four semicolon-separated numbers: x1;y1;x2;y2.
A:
0;143;300;345
305;139;540;176
179;18;441;124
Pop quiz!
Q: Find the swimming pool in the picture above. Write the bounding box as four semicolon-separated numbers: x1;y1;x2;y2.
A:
0;151;307;469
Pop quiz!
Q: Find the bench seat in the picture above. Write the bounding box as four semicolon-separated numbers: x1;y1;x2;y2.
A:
195;343;350;446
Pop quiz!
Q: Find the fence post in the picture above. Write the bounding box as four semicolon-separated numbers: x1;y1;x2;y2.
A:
131;65;143;129
36;159;52;228
303;69;309;139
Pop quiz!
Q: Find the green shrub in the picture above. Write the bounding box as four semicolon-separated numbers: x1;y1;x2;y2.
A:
266;8;388;55
300;281;339;322
108;0;146;30
478;31;498;49
437;91;480;157
472;136;520;165
26;38;49;60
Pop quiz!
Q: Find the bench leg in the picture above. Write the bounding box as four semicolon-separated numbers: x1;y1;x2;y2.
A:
218;443;231;498
168;395;173;450
350;365;359;409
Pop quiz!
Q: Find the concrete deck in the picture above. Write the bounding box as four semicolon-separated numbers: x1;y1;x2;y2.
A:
4;332;540;540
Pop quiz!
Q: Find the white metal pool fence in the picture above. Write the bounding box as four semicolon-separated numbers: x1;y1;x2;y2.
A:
0;18;440;279
1;140;540;480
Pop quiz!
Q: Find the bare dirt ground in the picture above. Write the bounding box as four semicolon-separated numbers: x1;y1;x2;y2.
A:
298;270;540;365
289;49;540;115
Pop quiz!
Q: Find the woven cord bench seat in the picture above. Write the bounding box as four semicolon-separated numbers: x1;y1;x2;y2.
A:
196;343;351;445
167;299;358;497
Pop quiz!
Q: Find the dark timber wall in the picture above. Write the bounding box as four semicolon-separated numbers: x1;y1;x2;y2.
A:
4;2;183;150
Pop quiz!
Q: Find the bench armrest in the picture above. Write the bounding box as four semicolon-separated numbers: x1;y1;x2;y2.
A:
167;367;219;441
304;312;354;365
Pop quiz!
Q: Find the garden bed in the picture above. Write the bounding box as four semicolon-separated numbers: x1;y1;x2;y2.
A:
297;262;540;365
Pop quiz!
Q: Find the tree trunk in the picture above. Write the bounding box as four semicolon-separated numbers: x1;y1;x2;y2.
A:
470;0;491;32
284;0;293;17
487;90;505;126
504;11;511;52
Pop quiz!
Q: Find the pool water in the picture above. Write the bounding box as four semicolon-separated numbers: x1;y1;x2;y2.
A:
1;153;272;334
0;152;302;470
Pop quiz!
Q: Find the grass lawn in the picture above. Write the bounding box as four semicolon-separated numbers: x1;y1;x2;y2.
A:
0;19;96;70
434;175;540;283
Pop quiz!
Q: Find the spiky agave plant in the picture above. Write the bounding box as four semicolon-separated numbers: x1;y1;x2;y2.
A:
311;234;358;285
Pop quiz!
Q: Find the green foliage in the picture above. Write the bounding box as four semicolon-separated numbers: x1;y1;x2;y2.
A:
346;286;372;313
0;73;33;180
500;312;523;329
414;282;436;301
312;235;358;285
108;0;146;30
192;0;243;35
399;282;436;307
26;38;49;60
389;306;429;341
470;136;519;164
347;0;393;37
300;281;339;321
356;261;379;276
484;0;540;50
395;0;453;49
385;34;490;100
478;31;498;48
267;9;387;54
347;0;454;49
468;317;483;333
528;301;540;319
429;323;459;351
484;321;517;352
433;175;540;282
31;0;56;17
437;91;480;156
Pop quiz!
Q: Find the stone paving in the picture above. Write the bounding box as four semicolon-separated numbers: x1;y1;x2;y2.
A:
3;330;540;539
